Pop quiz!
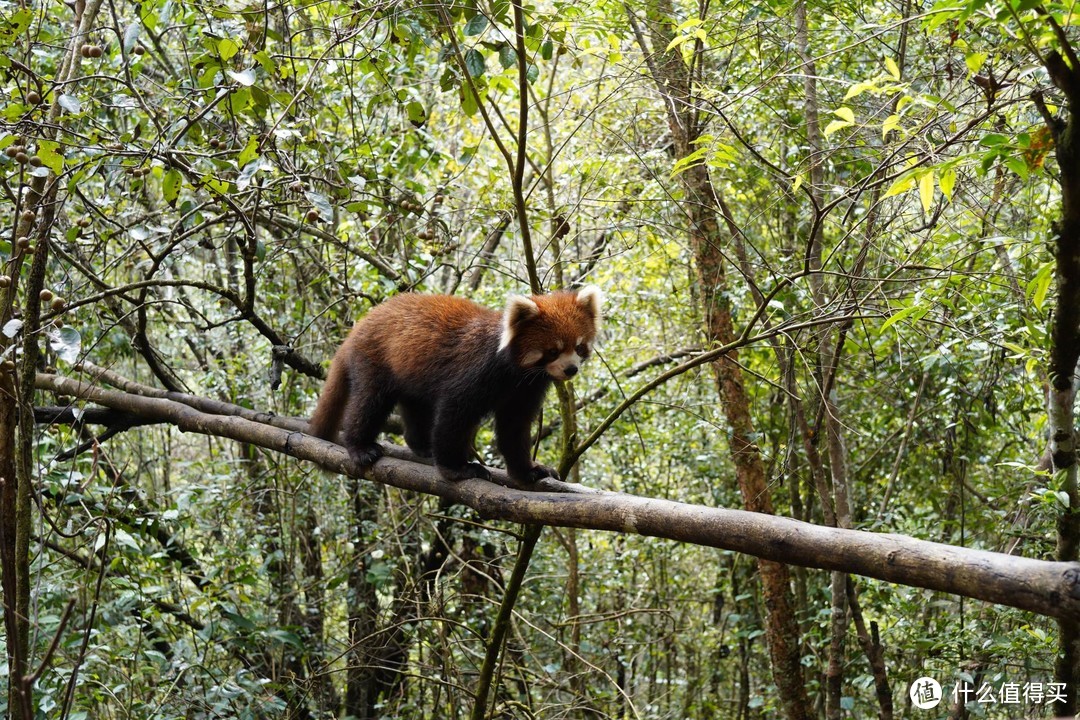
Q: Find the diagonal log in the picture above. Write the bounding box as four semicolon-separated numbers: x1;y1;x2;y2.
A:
34;372;1080;620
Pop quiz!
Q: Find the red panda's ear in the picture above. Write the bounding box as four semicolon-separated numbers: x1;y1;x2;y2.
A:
499;294;539;350
576;285;603;331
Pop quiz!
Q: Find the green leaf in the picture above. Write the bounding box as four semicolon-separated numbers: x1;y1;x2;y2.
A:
671;146;708;176
222;609;256;631
0;9;33;43
844;79;878;101
824;119;852;137
834;107;855;123
666;34;691;52
238;135;259;167
228;87;251;113
939;167;956;200
460;82;479;116
884;56;901;80
1028;261;1054;309
882;173;914;199
162;168;182;207
1005;155;1028;180
498;43;515;69
202;174;230;195
882;114;900;138
35;140;64;175
964;52;987;75
218;37;240;61
464;14;488;36
406;100;427;125
918;170;934;212
254;50;276;75
464;48;485;77
880;303;928;334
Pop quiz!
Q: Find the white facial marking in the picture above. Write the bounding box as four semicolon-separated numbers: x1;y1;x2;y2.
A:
522;349;543;366
546;347;584;381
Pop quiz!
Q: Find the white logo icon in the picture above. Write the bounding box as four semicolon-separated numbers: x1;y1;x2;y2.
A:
910;677;942;709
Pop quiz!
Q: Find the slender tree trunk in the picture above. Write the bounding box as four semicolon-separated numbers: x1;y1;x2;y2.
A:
346;477;382;719
626;4;810;717
1038;48;1080;717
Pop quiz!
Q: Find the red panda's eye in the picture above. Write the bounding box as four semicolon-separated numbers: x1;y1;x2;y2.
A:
542;349;559;362
576;343;589;358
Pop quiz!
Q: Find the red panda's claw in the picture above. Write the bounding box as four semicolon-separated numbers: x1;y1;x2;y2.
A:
348;443;383;468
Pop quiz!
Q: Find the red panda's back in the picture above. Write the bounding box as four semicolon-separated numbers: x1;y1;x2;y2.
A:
350;294;501;382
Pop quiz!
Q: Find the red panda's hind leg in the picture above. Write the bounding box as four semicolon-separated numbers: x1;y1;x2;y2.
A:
339;360;395;469
431;403;489;482
398;399;434;459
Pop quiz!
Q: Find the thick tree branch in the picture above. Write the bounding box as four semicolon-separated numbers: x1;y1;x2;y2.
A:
32;372;1080;621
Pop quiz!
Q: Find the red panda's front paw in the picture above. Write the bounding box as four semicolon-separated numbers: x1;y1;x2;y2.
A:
347;443;383;468
437;462;491;482
527;463;560;482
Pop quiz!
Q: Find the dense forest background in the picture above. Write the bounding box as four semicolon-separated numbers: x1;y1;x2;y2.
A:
4;0;1080;718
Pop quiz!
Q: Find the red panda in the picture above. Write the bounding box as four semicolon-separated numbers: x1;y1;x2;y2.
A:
308;286;602;484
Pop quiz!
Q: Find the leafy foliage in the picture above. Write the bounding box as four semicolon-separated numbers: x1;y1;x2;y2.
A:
0;0;1072;717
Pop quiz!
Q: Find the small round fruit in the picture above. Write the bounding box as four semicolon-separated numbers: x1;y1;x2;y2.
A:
26;90;41;104
51;297;66;312
305;209;320;222
4;146;17;158
29;155;42;167
88;45;103;58
0;276;10;288
80;44;91;58
39;289;53;302
1;361;15;374
134;45;145;56
77;217;91;228
20;209;35;223
15;237;29;250
15;152;29;164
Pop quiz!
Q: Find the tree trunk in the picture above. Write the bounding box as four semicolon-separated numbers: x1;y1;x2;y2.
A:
626;4;811;717
1040;49;1080;717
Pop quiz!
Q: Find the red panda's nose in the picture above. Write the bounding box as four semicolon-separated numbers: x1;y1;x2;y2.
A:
564;365;579;377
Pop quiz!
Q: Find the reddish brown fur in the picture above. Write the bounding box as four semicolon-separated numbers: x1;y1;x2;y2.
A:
309;288;601;483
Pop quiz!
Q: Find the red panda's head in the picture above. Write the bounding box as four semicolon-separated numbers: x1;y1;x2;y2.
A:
498;286;603;381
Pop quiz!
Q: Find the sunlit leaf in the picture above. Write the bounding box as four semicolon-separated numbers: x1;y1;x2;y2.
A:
218;37;240;61
885;56;901;80
918;170;934;212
